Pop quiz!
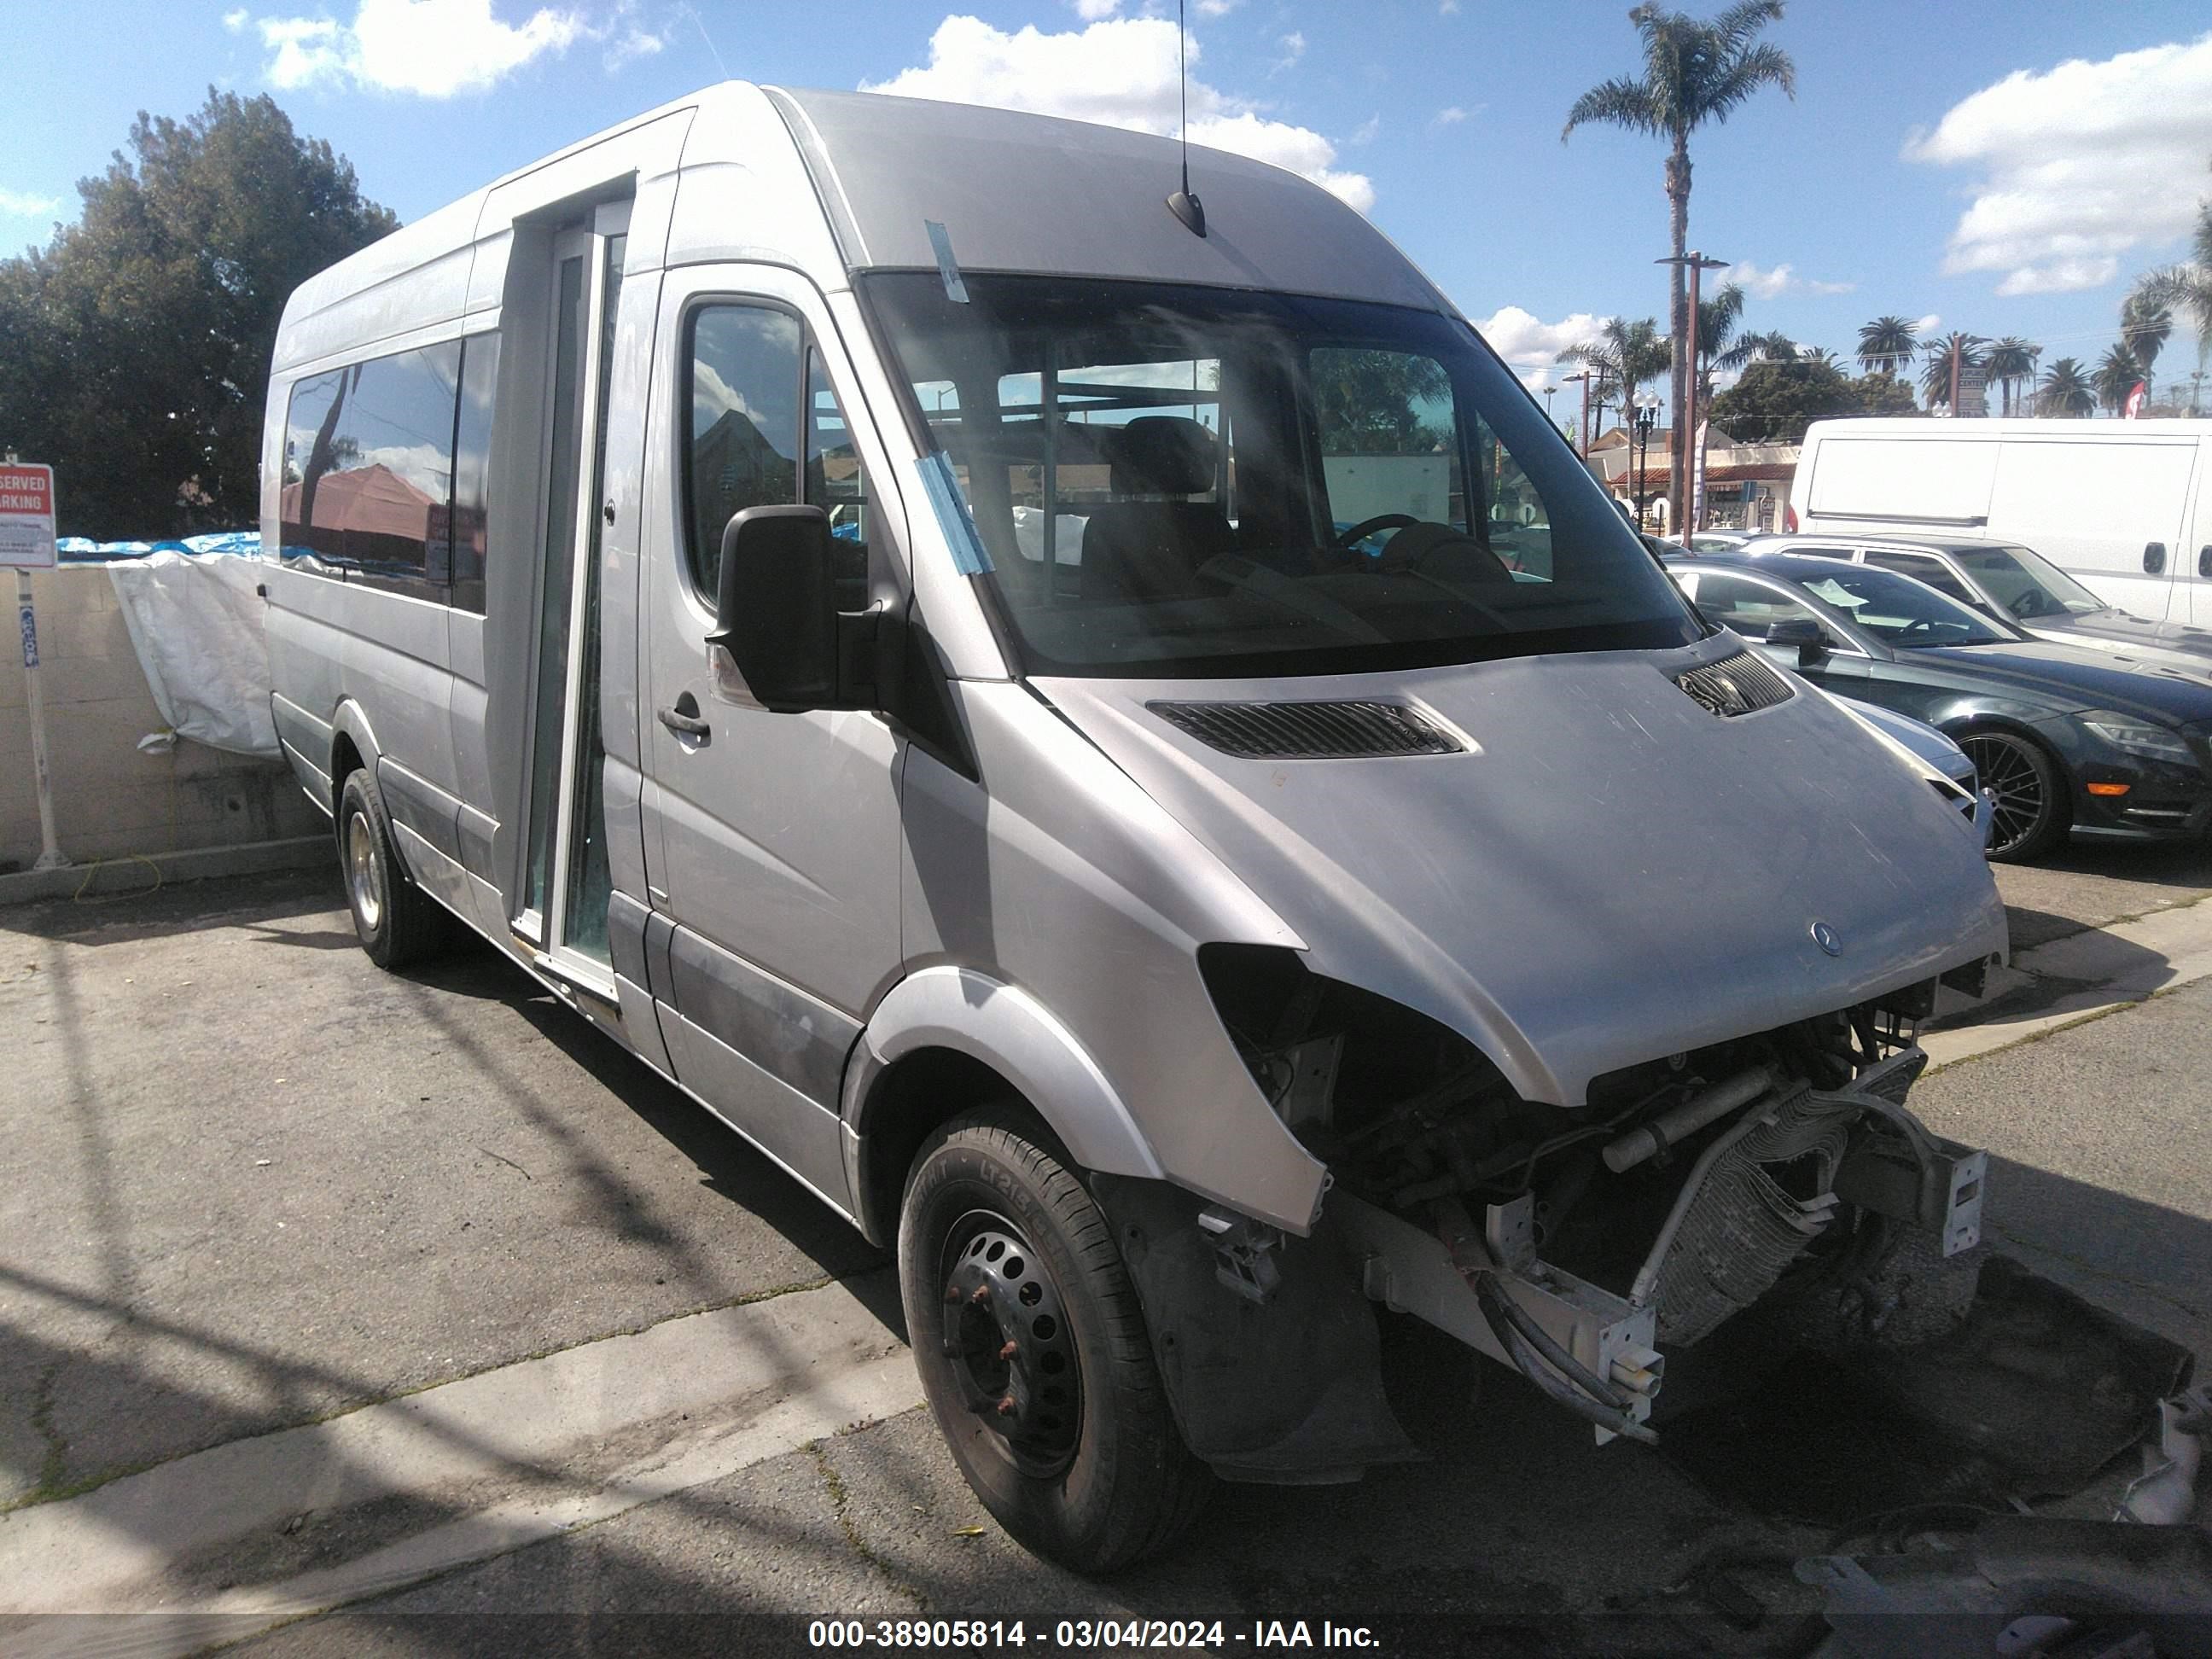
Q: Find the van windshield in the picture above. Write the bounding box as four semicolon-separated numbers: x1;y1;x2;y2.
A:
859;274;1703;678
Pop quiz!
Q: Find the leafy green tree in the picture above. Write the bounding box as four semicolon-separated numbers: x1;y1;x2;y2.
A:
2094;344;2144;413
1563;0;1795;531
1704;357;1918;444
0;90;396;537
1856;315;1919;377
1982;337;2039;416
1919;333;1987;411
1692;280;1751;399
2037;357;2095;417
1313;349;1452;454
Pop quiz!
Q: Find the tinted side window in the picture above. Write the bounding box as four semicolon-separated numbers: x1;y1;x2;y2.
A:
685;306;801;593
1692;573;1819;640
450;333;501;614
282;342;462;584
1862;548;1973;603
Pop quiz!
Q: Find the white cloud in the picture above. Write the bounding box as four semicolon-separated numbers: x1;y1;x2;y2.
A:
604;24;662;70
1272;31;1305;73
1073;0;1120;17
1440;0;1460;13
0;189;62;218
249;0;585;96
1471;305;1610;388
1194;0;1243;14
222;7;249;30
1349;114;1379;146
1727;259;1856;300
1430;106;1467;132
1906;32;2212;295
864;15;1373;212
1913;312;1942;334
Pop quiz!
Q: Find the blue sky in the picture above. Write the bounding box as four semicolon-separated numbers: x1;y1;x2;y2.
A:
6;2;2211;411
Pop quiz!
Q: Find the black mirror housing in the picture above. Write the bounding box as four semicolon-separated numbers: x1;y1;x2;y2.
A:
707;504;876;713
1763;615;1827;664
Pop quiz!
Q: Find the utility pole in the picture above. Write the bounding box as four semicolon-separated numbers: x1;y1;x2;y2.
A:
1657;251;1729;534
1563;370;1592;457
1948;336;1962;416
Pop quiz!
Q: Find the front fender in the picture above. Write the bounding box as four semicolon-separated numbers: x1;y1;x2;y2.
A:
847;964;1164;1181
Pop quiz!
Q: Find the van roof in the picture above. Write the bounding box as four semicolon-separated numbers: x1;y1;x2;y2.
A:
274;82;1451;375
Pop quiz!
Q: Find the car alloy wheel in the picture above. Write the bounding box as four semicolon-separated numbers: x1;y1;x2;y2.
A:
1959;730;2064;861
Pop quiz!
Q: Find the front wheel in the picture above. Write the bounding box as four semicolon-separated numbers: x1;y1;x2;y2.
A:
1958;728;2069;862
899;1109;1210;1572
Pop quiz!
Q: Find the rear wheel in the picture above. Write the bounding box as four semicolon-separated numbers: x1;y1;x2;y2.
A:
899;1108;1211;1572
1958;729;2069;862
339;768;451;969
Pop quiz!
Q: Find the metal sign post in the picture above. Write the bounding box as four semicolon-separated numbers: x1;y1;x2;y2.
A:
2;458;69;870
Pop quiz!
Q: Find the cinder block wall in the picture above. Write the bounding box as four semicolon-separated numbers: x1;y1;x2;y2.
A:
0;566;324;872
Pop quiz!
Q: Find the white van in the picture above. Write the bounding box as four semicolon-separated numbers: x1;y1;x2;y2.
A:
1789;417;2212;623
263;82;2005;1570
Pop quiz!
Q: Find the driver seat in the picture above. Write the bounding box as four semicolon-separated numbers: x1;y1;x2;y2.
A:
1080;417;1234;602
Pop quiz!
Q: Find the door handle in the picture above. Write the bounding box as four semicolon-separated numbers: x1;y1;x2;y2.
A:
657;706;711;741
2144;541;2168;574
2199;544;2212;579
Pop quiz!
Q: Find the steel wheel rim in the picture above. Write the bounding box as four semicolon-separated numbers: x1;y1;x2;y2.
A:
346;808;384;930
938;1210;1083;1477
1959;734;2046;855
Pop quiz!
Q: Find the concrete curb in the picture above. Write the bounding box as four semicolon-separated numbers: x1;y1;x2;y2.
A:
1924;893;2212;1071
0;835;333;907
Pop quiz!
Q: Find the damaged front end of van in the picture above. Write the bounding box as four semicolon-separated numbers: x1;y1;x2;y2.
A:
1041;649;2009;1481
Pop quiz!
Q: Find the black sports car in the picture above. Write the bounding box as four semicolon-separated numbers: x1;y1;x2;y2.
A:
1665;551;2212;860
1741;533;2212;668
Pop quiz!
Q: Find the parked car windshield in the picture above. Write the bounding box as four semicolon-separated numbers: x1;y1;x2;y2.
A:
859;274;1703;678
1953;543;2111;620
1788;562;2015;648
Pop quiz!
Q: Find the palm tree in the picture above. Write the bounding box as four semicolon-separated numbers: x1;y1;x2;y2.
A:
2123;174;2212;384
1920;333;1987;411
1857;315;1919;377
2037;357;2095;417
1563;0;1795;532
1557;316;1674;415
1693;281;1751;399
2119;292;2171;388
1983;337;2039;417
1738;330;1799;363
2094;344;2144;414
1798;346;1841;370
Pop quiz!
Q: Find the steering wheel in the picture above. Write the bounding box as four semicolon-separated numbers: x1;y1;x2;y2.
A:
2011;588;2050;619
1332;513;1421;551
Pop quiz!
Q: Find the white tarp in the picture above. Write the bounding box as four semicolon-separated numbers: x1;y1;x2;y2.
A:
105;550;277;756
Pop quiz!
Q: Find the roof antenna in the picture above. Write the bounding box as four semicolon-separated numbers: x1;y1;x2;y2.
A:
1166;0;1206;236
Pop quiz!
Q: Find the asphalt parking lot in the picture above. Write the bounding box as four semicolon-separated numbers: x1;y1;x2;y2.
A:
3;837;2210;1653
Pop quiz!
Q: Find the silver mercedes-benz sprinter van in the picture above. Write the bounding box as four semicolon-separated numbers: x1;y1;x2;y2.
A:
262;83;2006;1570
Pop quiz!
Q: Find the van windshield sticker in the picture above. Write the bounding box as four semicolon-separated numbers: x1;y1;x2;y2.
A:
923;220;969;306
916;452;994;575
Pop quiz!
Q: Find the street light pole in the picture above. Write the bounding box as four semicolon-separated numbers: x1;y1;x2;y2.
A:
1656;251;1729;534
1630;393;1660;529
1563;370;1592;457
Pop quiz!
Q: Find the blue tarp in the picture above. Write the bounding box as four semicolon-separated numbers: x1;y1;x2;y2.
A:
56;530;262;562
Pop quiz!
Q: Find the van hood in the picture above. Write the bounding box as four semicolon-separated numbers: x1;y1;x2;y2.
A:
2028;613;2212;674
1034;642;2007;1107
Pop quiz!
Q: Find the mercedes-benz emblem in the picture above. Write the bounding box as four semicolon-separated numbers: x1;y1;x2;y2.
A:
1811;921;1842;957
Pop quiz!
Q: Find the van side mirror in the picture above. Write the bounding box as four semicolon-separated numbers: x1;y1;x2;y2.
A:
1764;615;1828;665
707;504;877;713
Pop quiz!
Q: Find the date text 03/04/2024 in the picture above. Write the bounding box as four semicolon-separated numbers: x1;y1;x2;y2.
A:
806;1620;1381;1650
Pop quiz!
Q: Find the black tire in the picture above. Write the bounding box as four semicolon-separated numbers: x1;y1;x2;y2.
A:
338;768;451;970
1958;727;2069;863
898;1108;1211;1573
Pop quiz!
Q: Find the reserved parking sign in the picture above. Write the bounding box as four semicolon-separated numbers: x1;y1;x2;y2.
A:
0;463;57;569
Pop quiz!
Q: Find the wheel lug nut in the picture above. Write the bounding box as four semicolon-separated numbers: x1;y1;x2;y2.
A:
998;1340;1018;1361
944;1285;962;1304
996;1394;1016;1416
970;1285;992;1305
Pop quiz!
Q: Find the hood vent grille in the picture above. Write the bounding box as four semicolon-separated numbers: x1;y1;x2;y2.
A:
1148;699;1464;760
1674;651;1795;719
